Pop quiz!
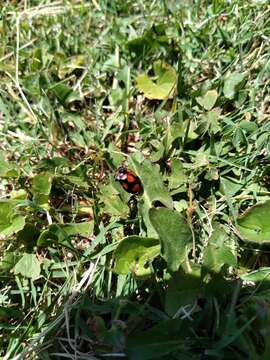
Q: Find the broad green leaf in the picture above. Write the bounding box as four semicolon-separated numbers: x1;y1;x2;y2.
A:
49;83;81;107
219;177;244;197
0;306;23;320
100;183;130;217
197;89;218;110
32;173;52;195
232;127;246;150
127;25;169;58
0;252;18;271
240;267;270;282
58;54;86;79
14;253;41;281
0;200;26;238
37;228;59;246
0;152;18;177
126;319;186;360
17;224;40;251
130;156;173;236
114;236;160;276
167;159;187;191
37;222;94;246
136;61;177;100
237;200;270;243
31;173;52;206
223;72;246;99
57;222;94;237
165;267;202;316
149;208;192;272
130;157;173;209
203;225;236;273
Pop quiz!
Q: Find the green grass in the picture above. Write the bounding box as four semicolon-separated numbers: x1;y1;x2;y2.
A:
1;0;270;359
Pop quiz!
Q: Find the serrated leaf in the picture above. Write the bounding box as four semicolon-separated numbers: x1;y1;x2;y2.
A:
149;208;192;272
237;200;270;243
136;61;177;100
114;236;160;276
14;253;41;280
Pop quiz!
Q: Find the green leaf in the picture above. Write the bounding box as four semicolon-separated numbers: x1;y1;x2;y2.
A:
14;253;41;281
0;306;23;320
197;89;218;110
0;152;18;177
0;200;26;238
37;222;94;246
240;267;270;282
219;177;244;197
203;225;236;273
37;228;59;246
0;252;18;271
130;156;173;236
130;157;173;209
58;54;86;79
114;236;160;276
149;208;192;272
100;183;130;217
32;173;52;195
136;61;177;100
49;83;81;107
223;72;246;99
167;159;187;191
31;173;53;206
165;267;202;316
17;224;40;251
126;319;185;360
237;200;270;243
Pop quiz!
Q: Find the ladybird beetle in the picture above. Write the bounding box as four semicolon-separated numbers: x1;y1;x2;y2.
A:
115;166;143;194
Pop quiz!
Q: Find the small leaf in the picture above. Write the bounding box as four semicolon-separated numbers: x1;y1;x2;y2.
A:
0;152;18;177
14;253;41;280
114;236;160;276
49;83;81;107
149;208;192;272
136;61;177;100
223;72;246;99
0;200;26;238
31;173;52;206
197;89;218;110
32;173;52;195
167;159;187;191
237;200;270;243
203;225;236;273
